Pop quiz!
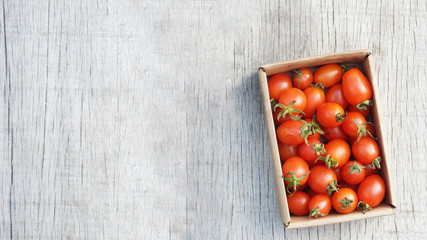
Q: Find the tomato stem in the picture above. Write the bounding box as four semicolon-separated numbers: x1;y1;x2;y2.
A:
356;100;373;110
354;120;376;142
357;201;372;214
309;208;325;218
371;157;381;169
316;155;338;169
274;101;305;122
310;83;325;90
340;64;352;73
282;171;310;196
312;142;326;156
294;69;304;88
339;197;354;209
326;180;339;195
336;113;346;122
348;161;364;174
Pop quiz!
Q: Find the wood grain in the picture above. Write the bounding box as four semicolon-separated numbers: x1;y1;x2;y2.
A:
0;0;426;239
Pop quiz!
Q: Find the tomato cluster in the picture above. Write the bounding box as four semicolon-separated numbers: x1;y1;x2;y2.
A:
268;65;386;218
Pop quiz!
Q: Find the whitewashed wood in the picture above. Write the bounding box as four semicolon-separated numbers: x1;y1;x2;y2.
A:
0;0;426;239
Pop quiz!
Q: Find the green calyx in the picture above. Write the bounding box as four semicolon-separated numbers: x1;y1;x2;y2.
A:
300;116;326;145
348;161;364;175
270;98;279;107
340;64;352;73
326;180;339;195
310;83;325;90
356;100;373;110
282;171;310;196
309;208;325;218
357;201;372;214
353;120;376;142
371;157;381;169
316;155;338;169
312;142;326;156
336;112;346;122
294;69;304;88
274;101;305;121
339;197;354;209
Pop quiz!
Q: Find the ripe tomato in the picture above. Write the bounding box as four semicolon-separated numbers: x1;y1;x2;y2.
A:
298;139;325;162
342;68;372;106
332;188;358;214
341;112;366;137
317;103;345;128
303;86;325;118
357;175;386;213
347;104;371;118
332;167;343;182
277;120;305;145
308;165;338;195
318;139;350;168
342;161;366;185
268;73;292;100
292;68;313;90
278;141;299;162
287;191;311;216
352;137;381;169
325;84;348;109
323;125;348;141
306;188;318;198
276;88;307;120
282;157;310;194
308;194;332;218
314;64;343;88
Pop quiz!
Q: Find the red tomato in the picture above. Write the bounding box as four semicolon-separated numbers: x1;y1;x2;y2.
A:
276;88;307;120
314;64;343;88
342;161;366;185
268;73;292;100
352;137;381;168
282;157;310;194
342;112;366;137
323;125;348;141
342;68;372;106
332;167;343;182
332;188;358;214
308;165;338;195
278;141;299;162
287;191;311;216
326;84;349;109
277;120;305;145
298;139;325;162
292;68;313;90
308;194;332;218
306;188;318;198
357;175;386;213
318;139;350;168
347;105;371;118
303;86;325;118
317;103;345;128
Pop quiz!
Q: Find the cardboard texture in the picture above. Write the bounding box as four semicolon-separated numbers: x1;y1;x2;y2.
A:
258;50;396;229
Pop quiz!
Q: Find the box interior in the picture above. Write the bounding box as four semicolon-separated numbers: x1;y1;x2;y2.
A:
258;50;396;229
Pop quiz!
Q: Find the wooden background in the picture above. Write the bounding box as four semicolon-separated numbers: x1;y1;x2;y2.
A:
1;0;426;239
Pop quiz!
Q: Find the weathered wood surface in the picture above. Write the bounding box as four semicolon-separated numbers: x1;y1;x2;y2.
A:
0;0;426;239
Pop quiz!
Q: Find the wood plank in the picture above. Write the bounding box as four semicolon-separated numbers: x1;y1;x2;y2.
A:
0;0;426;239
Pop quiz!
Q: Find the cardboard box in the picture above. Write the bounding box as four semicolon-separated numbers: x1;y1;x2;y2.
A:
258;50;396;229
